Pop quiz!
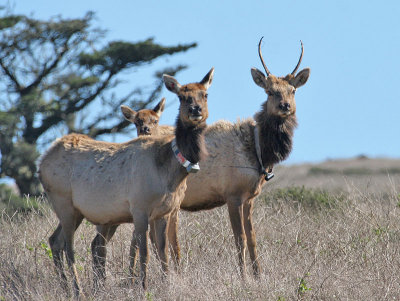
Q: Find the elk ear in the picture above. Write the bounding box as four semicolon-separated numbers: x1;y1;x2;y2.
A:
200;67;214;90
251;68;268;89
163;74;181;94
153;98;166;117
121;105;137;123
291;68;310;88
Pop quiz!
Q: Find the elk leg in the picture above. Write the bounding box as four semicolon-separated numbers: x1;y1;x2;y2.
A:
131;212;149;289
61;210;84;298
243;199;260;277
49;223;68;292
130;221;156;278
227;199;247;278
149;220;158;256
153;216;169;276
91;224;119;290
128;235;139;280
167;209;181;269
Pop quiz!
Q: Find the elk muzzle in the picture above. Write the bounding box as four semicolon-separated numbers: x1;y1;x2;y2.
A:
279;103;291;112
188;105;203;121
139;126;151;135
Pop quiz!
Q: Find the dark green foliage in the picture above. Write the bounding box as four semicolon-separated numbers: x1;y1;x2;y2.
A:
0;15;22;29
0;142;40;196
0;10;196;196
0;184;42;215
80;39;197;73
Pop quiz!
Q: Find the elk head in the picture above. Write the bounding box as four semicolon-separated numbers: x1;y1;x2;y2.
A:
251;37;310;118
163;68;214;128
121;98;166;136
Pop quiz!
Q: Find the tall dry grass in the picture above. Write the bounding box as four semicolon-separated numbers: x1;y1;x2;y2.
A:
1;184;400;300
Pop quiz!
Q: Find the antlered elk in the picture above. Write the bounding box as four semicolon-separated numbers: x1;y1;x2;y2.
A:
91;38;310;279
39;68;214;296
175;39;310;276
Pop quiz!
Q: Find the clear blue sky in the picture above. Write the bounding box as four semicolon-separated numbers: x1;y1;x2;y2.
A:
12;0;400;163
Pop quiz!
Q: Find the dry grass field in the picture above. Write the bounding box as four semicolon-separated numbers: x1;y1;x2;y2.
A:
1;157;400;300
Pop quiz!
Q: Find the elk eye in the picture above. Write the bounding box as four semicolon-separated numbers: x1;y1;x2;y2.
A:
187;96;193;104
268;91;281;98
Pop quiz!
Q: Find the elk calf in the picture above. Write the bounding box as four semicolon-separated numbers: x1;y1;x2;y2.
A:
121;98;173;137
39;68;214;297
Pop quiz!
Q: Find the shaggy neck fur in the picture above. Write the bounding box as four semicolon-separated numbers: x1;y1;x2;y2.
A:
254;102;297;168
175;118;207;164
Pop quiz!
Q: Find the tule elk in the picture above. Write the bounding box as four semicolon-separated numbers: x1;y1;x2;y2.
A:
39;68;214;296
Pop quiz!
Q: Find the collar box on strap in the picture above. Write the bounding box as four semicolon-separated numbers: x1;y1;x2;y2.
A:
171;139;200;174
265;172;274;181
186;163;200;173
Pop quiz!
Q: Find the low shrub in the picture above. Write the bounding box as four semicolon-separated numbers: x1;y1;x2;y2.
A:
0;184;43;216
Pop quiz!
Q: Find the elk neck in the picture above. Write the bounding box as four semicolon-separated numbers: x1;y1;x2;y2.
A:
254;105;297;167
174;118;207;164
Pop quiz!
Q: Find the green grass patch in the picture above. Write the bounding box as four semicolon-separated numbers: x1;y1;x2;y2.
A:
297;273;312;296
263;186;343;210
309;167;400;176
385;168;400;174
308;167;338;175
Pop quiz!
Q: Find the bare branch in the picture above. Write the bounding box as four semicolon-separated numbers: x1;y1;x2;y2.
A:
20;42;70;95
0;57;22;91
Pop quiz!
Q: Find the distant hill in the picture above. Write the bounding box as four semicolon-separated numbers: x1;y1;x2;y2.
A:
267;157;400;195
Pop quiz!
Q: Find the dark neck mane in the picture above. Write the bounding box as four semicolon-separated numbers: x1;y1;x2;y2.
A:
174;118;207;164
254;105;297;168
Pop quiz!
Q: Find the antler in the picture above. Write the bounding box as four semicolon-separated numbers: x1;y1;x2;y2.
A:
258;37;271;76
291;40;304;75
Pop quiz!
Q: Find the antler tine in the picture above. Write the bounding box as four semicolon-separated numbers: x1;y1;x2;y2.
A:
291;40;304;75
258;37;271;76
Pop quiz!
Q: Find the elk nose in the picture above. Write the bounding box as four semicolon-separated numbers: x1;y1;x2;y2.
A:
279;103;291;111
189;105;202;115
143;126;150;134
